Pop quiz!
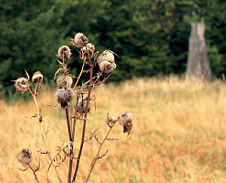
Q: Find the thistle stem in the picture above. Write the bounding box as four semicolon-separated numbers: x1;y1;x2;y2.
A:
73;62;85;90
28;87;62;183
72;61;94;183
66;107;73;141
66;105;73;183
68;116;77;183
28;164;39;183
85;123;116;182
34;83;38;96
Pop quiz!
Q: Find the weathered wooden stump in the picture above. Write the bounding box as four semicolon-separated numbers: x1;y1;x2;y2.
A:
186;19;212;82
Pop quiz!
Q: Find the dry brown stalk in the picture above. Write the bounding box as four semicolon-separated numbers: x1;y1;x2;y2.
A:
72;55;94;183
85;119;117;182
60;55;74;183
73;62;85;90
27;85;62;183
28;164;40;183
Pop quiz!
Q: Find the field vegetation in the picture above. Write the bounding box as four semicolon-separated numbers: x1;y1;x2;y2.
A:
1;77;226;183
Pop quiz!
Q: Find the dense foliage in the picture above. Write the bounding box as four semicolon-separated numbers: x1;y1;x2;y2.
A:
0;0;225;93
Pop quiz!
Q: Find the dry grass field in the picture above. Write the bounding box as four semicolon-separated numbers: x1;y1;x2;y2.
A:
1;77;226;183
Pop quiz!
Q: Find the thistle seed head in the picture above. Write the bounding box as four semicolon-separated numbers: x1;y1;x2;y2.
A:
99;61;116;74
56;76;73;89
72;33;89;48
97;50;115;65
18;149;33;164
55;89;74;108
107;115;117;128
32;71;43;84
14;77;29;93
57;45;71;61
77;97;91;113
118;112;133;135
79;43;95;60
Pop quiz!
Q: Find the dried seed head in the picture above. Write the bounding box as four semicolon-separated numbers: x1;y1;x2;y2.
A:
56;76;73;89
108;116;117;123
72;33;89;48
118;112;133;135
79;43;95;60
107;115;117;128
32;71;43;84
63;143;72;155
97;50;115;65
77;97;91;113
57;45;71;61
55;89;74;108
99;61;116;74
18;149;33;164
14;77;29;93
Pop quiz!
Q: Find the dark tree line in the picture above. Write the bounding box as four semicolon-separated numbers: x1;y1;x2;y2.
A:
0;0;225;93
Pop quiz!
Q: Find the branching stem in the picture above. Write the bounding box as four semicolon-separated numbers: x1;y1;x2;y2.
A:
73;62;85;90
85;123;116;182
68;116;77;183
28;87;62;183
28;164;39;183
66;107;73;141
72;57;94;183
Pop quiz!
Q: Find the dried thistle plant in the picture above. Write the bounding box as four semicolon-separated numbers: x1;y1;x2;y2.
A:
18;149;40;183
13;32;133;183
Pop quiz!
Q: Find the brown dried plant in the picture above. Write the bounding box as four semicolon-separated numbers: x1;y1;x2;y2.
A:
13;32;133;183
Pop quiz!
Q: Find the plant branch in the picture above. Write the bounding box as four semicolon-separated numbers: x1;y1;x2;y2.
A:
28;164;39;183
65;106;73;141
68;116;77;183
73;62;85;90
28;87;62;183
72;58;94;183
85;122;116;182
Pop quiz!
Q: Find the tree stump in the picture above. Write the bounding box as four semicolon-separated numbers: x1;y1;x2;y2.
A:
186;19;212;82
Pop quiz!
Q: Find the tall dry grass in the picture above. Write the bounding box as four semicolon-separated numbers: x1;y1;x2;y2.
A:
1;77;226;183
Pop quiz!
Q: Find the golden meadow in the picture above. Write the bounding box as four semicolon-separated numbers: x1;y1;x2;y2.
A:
1;77;226;183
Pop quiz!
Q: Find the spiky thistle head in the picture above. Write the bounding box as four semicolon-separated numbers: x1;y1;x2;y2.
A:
32;71;43;84
97;50;115;65
118;111;133;135
72;33;89;48
79;43;95;60
77;97;91;113
14;77;29;93
18;149;33;164
55;89;74;108
56;76;73;89
99;61;116;74
107;114;117;128
57;45;71;61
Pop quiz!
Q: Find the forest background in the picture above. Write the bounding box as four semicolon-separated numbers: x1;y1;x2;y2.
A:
0;0;225;93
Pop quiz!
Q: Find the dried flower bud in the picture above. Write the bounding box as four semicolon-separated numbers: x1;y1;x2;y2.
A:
56;76;73;89
99;61;116;74
57;45;71;61
62;143;72;156
72;33;89;48
79;43;95;60
55;89;74;108
108;116;117;123
107;115;117;128
97;50;115;65
18;149;33;164
118;112;133;135
77;97;91;113
14;77;29;93
32;71;43;84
